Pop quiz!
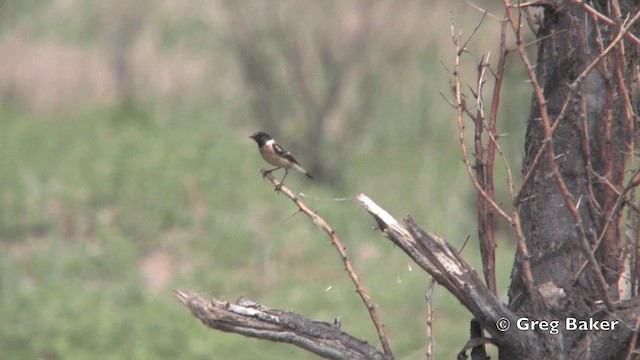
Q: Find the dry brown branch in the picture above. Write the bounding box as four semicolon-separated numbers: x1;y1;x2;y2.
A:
596;172;640;215
259;169;393;357
569;11;640;91
488;14;511;194
450;13;520;298
578;97;604;216
570;0;640;45
174;291;390;360
449;17;513;225
510;210;536;297
573;168;640;284
514;87;575;205
511;1;548;8
471;52;498;295
609;6;636;133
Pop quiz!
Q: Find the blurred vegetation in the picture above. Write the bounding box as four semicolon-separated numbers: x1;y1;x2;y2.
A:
0;0;534;359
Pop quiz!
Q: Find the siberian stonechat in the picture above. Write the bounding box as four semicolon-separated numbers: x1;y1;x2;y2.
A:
249;131;312;186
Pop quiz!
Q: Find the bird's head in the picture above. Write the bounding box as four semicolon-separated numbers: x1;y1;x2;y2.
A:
249;131;272;147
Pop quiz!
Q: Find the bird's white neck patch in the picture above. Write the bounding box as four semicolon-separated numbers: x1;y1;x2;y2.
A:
265;139;275;146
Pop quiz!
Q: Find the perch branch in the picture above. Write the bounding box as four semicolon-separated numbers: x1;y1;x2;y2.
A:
174;291;390;360
259;169;393;357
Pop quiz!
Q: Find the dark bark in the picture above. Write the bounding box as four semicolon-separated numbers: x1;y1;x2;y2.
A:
508;0;640;358
357;195;539;358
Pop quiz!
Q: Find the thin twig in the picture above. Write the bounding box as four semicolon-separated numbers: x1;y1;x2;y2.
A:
489;14;512;197
570;0;640;45
595;171;640;214
450;15;513;225
259;169;393;357
465;0;504;22
570;11;640;91
425;278;436;360
460;11;489;56
573;168;640;284
514;87;576;204
511;1;547;7
578;94;603;216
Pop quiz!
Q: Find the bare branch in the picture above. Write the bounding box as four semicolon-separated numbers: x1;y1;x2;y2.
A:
488;15;514;198
569;0;640;45
260;169;393;357
473;52;498;295
573;168;640;284
450;17;513;225
174;291;390;360
465;1;504;22
356;193;533;354
569;11;640;91
425;279;436;360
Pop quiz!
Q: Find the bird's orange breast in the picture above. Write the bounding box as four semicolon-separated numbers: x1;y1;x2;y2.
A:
260;145;293;168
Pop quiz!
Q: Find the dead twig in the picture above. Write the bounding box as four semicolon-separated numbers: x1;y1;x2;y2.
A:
471;52;498;295
569;11;640;91
449;15;513;225
260;169;393;357
573;168;640;284
174;291;390;360
569;0;640;45
425;278;436;360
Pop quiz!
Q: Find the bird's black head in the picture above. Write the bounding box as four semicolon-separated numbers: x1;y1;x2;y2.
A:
249;131;272;147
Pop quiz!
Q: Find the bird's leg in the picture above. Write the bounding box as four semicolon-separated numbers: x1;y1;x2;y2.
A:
263;167;282;179
275;170;289;192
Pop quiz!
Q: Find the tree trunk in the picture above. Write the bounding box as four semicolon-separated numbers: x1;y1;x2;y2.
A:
508;1;639;358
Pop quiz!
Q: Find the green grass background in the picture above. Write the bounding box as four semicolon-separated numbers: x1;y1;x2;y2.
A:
0;1;533;359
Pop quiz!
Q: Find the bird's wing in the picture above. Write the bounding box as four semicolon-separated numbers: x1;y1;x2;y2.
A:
273;142;301;165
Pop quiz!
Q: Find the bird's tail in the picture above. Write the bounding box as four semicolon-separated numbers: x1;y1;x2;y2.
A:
292;163;313;179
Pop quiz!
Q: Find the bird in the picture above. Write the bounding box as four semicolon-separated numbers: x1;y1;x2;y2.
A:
249;131;312;187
